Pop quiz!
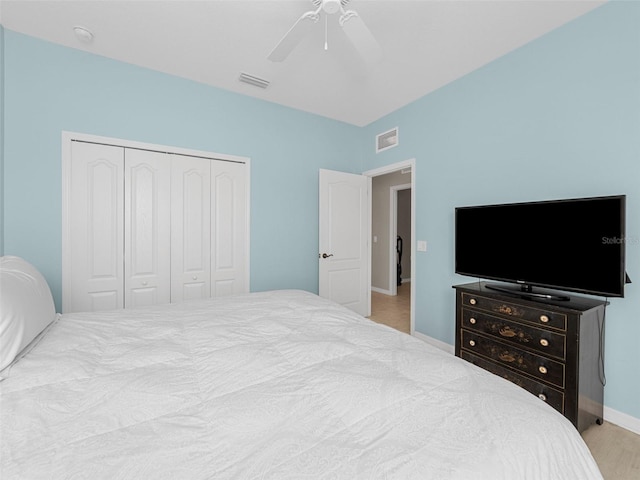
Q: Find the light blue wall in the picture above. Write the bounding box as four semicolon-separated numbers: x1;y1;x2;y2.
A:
3;1;639;423
363;1;640;421
2;29;363;309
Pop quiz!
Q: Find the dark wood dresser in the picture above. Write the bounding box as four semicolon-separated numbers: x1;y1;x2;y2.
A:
454;282;607;432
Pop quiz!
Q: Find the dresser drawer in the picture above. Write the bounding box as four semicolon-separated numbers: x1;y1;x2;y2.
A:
461;308;566;360
460;330;565;388
461;293;567;331
461;351;565;415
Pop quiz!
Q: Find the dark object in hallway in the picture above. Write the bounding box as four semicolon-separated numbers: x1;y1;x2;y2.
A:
397;235;403;286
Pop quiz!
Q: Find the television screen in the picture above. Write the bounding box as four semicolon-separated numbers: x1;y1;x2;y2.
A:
455;195;627;298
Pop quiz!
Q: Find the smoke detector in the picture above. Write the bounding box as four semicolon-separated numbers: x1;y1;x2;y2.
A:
73;26;94;44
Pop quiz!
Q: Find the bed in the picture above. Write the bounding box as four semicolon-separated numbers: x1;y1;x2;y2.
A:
0;256;603;479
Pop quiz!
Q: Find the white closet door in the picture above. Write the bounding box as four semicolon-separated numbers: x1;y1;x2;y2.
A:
124;149;171;308
171;155;212;302
66;142;124;313
64;134;250;312
211;160;248;297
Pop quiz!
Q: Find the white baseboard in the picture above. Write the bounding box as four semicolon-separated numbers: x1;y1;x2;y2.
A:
371;286;393;295
412;331;455;355
411;331;640;436
371;281;410;296
604;406;640;436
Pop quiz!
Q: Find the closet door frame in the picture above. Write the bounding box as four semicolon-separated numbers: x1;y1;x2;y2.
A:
62;131;251;313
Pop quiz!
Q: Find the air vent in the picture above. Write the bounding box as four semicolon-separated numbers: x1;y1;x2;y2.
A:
376;127;399;153
239;72;270;89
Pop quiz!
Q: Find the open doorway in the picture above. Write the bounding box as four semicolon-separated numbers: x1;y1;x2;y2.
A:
364;160;415;334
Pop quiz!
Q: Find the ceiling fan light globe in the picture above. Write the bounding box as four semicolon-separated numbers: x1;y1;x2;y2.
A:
322;0;341;15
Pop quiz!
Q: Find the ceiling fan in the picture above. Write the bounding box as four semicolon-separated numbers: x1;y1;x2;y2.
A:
267;0;382;64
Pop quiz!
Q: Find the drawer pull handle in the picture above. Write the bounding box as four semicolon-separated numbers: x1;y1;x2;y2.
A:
469;340;476;347
469;298;477;305
469;317;477;325
538;366;548;374
540;339;549;347
538;393;547;402
192;275;198;280
499;326;517;338
499;353;516;363
540;315;549;323
142;281;148;286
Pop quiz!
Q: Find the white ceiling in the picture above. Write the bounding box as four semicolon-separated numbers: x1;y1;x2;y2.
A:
0;0;606;126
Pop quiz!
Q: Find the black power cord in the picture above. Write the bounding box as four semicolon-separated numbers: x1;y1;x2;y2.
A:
598;301;607;387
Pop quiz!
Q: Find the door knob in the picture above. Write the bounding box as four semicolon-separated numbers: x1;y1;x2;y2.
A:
320;253;334;259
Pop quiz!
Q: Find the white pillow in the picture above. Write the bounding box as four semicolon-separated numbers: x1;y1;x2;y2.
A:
0;256;57;371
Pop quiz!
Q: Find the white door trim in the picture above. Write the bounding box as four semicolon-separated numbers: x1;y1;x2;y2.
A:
363;159;416;335
62;131;249;165
62;131;251;311
389;183;411;296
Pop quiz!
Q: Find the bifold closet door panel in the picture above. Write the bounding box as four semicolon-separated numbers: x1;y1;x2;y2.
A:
171;155;212;302
67;142;125;313
211;160;247;297
124;149;171;308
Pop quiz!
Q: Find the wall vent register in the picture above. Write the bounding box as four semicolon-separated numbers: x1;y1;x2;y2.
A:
376;127;398;153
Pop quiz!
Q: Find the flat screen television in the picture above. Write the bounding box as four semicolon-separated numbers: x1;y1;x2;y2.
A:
455;195;627;299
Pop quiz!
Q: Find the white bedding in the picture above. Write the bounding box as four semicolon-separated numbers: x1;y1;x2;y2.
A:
0;290;602;479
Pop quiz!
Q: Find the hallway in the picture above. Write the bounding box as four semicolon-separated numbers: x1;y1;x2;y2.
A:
368;282;411;334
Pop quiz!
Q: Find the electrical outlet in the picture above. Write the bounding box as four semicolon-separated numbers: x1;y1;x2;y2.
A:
417;240;427;252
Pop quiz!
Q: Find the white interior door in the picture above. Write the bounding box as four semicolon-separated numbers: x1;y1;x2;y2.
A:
318;169;370;316
211;160;248;297
171;154;212;302
65;142;124;313
124;149;171;308
63;132;251;312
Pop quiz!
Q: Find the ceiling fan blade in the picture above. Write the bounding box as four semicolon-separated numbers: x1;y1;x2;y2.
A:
340;10;383;64
268;11;319;62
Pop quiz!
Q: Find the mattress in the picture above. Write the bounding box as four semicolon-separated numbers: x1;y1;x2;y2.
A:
0;289;603;479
